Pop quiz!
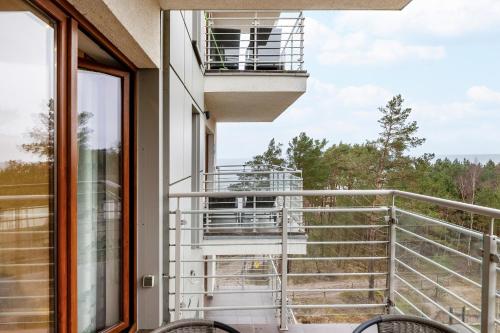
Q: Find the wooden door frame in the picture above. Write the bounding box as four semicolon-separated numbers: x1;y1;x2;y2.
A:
26;1;137;332
77;59;131;333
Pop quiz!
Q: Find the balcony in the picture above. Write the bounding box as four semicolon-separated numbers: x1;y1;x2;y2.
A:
168;189;500;333
203;11;308;122
201;165;306;255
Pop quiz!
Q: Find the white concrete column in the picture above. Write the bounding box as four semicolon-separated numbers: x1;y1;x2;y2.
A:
137;68;163;329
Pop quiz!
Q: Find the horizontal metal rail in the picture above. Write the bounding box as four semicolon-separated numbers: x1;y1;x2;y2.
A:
395;274;477;333
170;242;282;247
174;289;280;295
396;208;483;238
299;225;389;229
394;190;500;219
395;242;481;288
175;208;281;214
289;287;387;293
171;189;500;218
291;207;388;213
170;226;281;231
174;305;280;311
394;290;431;319
288;256;388;261
205;170;301;176
287;272;388;277
288;241;388;245
396;226;481;264
396;258;480;312
169;190;394;198
170;273;280;279
288;304;386;309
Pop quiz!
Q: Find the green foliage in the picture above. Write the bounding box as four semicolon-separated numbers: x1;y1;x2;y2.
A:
247;138;286;169
286;132;328;189
372;94;427;190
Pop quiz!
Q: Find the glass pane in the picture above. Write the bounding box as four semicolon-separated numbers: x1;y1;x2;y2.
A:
0;2;56;332
77;70;122;332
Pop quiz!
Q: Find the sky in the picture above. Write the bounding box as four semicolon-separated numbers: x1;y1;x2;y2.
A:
217;0;500;163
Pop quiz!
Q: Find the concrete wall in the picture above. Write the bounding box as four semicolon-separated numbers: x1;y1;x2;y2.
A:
69;0;161;68
137;69;164;329
160;0;412;10
167;10;210;320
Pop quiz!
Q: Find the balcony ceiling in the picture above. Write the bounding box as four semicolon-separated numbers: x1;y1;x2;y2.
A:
204;72;308;122
160;0;412;10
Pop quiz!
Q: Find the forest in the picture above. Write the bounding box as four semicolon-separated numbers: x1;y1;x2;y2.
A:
244;95;495;323
247;95;500;232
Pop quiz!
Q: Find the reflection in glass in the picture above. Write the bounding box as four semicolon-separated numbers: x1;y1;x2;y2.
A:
0;2;56;332
77;70;122;332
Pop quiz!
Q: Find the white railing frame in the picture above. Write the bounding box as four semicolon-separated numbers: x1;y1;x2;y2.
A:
168;189;500;331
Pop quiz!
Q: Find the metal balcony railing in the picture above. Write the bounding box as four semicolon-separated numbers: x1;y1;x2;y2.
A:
202;165;303;234
168;189;500;333
204;11;305;72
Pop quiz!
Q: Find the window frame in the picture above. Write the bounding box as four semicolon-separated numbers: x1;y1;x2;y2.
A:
77;59;131;333
22;1;137;332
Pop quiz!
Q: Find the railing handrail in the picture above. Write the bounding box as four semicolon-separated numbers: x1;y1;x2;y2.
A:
204;10;304;71
204;170;302;176
169;189;500;219
215;163;300;171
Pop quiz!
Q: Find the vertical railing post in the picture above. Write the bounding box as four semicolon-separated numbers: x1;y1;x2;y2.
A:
387;196;397;313
280;205;289;330
299;13;304;71
174;206;182;321
206;13;211;70
253;12;258;71
253;195;257;232
481;218;497;333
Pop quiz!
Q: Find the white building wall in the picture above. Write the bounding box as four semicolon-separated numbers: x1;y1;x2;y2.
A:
168;10;209;320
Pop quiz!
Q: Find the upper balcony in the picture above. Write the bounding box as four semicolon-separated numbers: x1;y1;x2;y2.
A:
203;11;308;122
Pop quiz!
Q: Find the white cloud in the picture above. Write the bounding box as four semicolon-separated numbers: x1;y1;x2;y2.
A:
333;0;500;37
411;101;477;122
306;18;445;65
467;86;500;103
308;78;392;108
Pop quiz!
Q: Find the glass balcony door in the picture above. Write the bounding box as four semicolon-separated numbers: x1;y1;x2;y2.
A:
0;2;56;331
76;62;130;333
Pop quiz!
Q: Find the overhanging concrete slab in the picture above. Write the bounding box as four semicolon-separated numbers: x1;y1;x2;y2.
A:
204;72;308;122
160;0;412;10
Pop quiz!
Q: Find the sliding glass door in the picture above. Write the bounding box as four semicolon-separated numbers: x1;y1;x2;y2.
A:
77;63;129;333
0;2;56;332
0;2;134;332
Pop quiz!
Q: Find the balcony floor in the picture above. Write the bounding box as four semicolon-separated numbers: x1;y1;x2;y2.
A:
204;286;375;333
205;285;277;325
230;323;373;333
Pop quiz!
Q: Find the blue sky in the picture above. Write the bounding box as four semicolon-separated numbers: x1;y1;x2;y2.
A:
217;0;500;162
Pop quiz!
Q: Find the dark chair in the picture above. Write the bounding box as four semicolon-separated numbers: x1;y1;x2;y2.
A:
353;315;458;333
151;319;240;333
